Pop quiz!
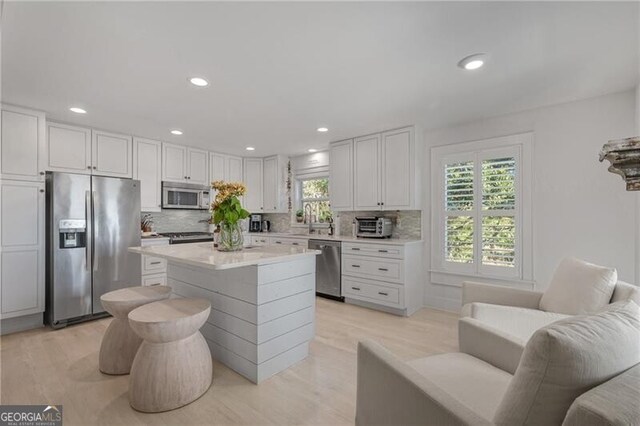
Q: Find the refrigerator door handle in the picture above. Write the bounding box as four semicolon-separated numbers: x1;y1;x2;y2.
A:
85;190;92;272
92;191;99;272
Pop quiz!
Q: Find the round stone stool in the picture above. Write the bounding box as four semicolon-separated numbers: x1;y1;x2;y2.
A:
128;298;212;413
99;286;172;375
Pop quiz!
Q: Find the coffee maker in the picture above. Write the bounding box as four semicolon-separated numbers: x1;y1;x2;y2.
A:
249;214;262;232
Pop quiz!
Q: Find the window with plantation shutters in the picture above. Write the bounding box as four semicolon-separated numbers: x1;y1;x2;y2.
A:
432;134;532;282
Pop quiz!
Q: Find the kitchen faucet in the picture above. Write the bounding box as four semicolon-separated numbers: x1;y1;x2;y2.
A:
305;204;315;234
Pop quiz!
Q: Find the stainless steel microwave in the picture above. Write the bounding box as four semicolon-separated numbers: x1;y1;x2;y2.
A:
162;181;210;210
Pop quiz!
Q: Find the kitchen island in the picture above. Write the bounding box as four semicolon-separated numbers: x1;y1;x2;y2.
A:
129;243;319;383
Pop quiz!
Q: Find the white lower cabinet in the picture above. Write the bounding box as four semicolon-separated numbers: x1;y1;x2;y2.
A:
0;180;45;319
270;237;306;247
250;235;270;246
342;241;422;316
140;238;169;285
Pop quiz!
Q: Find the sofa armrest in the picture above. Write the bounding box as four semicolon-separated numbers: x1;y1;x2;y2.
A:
461;281;543;313
356;340;493;426
458;317;525;375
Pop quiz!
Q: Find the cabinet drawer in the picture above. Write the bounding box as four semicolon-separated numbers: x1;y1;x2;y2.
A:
142;273;167;287
343;255;403;283
250;235;270;246
343;278;401;306
142;255;167;273
342;242;404;259
271;237;306;247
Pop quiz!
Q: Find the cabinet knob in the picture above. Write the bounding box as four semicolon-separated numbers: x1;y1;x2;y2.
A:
93;166;97;170
40;189;45;193
87;166;92;169
40;172;45;176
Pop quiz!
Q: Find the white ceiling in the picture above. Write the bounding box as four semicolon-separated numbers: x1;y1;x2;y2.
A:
2;1;638;157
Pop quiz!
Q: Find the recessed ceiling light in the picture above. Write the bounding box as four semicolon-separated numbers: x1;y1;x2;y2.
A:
245;146;255;151
69;107;87;114
308;148;318;153
170;129;183;135
189;77;209;87
458;54;486;70
317;127;329;132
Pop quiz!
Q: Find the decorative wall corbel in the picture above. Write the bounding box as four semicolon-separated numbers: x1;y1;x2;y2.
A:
599;137;640;191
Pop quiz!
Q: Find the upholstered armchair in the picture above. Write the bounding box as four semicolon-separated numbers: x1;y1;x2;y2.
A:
356;301;640;426
459;257;640;374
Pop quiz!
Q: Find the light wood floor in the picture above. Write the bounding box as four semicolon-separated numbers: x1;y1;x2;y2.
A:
0;298;458;425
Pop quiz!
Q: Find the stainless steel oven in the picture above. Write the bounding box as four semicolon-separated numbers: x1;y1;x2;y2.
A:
162;182;210;210
355;216;393;238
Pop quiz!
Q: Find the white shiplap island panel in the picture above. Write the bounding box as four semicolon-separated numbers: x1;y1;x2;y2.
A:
129;243;319;383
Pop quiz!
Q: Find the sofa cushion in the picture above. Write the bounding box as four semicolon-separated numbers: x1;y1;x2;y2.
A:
539;257;617;315
562;363;640;426
611;280;640;305
493;300;640;426
470;302;570;342
407;352;512;421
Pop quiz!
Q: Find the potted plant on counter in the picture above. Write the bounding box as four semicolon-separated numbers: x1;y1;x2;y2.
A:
211;181;250;251
296;209;304;223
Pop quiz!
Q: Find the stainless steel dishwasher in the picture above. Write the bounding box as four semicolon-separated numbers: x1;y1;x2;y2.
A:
308;239;343;301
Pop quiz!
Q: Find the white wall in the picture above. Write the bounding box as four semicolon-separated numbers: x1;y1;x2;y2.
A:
423;90;638;311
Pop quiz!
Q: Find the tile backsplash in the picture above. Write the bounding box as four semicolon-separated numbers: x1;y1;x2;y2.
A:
142;209;211;233
147;209;422;239
262;210;422;240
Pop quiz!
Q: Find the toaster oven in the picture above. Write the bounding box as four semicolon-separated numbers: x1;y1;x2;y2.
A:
355;217;393;238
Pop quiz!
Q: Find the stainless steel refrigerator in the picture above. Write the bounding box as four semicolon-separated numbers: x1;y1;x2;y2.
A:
46;172;141;328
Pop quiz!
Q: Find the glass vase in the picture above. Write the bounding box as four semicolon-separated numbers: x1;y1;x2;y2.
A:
218;222;244;252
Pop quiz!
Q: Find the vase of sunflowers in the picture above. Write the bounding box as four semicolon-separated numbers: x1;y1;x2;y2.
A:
211;181;250;251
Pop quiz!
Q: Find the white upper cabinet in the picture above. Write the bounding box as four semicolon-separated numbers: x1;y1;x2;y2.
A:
162;143;187;183
46;122;92;174
92;130;133;178
329;139;353;211
243;158;263;212
162;143;208;184
1;105;46;182
227;156;243;182
186;147;208;185
263;155;288;213
209;152;244;183
1;180;45;319
380;127;417;210
209;152;226;182
133;138;162;212
354;134;381;210
348;126;421;211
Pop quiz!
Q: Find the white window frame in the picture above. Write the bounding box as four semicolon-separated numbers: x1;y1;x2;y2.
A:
431;133;533;285
291;176;331;227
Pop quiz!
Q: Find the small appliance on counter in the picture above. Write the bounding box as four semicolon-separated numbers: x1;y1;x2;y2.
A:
262;220;271;232
355;217;393;238
249;214;262;232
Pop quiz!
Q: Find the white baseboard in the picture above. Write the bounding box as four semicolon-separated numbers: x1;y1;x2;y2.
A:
1;313;44;335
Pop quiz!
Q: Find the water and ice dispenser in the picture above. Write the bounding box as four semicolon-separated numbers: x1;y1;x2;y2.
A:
59;219;87;249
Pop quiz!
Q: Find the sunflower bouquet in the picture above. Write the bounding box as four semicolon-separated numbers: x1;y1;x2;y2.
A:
211;181;250;251
211;181;250;225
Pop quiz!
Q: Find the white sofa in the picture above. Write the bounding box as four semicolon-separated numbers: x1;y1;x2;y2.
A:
356;301;640;426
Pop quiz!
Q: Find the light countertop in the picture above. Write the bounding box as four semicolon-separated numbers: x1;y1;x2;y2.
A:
129;243;320;270
248;232;422;245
